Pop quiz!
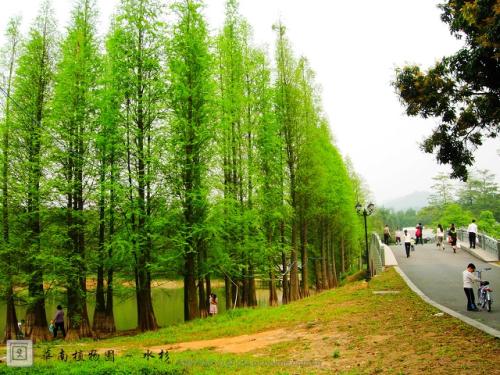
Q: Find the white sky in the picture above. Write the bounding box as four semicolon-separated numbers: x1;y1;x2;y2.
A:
1;0;499;204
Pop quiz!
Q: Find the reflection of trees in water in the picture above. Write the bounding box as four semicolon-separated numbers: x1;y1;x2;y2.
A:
0;286;273;333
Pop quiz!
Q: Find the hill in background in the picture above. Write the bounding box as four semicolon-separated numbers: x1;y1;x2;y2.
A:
381;191;430;211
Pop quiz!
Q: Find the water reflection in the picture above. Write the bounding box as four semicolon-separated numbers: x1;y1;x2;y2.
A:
0;287;274;334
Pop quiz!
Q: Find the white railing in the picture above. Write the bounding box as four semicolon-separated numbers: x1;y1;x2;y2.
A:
457;229;500;260
368;233;385;277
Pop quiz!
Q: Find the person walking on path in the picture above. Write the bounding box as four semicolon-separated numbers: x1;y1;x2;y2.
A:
448;223;458;253
395;228;402;245
403;229;412;258
415;223;423;245
53;305;66;339
467;219;478;249
463;263;480;311
383;224;391;245
436;224;445;250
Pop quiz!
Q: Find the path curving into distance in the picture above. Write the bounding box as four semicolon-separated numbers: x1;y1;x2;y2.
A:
390;242;500;331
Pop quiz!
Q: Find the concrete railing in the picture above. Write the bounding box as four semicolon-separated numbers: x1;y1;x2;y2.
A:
368;233;385;277
457;228;500;260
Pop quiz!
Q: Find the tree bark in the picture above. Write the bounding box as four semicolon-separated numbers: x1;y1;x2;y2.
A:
300;217;309;297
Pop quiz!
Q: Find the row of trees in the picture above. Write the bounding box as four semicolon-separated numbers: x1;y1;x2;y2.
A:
374;169;500;238
0;0;364;342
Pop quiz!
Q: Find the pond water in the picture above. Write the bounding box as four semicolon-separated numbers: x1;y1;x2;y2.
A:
0;286;273;335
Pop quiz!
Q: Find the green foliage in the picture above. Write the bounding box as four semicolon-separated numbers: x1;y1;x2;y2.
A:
0;0;364;336
477;211;500;239
393;0;499;180
0;357;186;374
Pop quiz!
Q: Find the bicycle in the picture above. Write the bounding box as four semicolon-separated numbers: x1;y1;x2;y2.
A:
476;268;493;312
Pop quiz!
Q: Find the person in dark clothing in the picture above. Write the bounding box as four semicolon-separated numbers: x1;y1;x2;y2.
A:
448;223;458;253
53;305;65;338
383;224;390;245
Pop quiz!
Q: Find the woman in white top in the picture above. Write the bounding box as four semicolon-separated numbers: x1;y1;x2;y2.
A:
436;223;445;250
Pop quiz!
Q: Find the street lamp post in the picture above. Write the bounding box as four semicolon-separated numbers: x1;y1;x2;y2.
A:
356;202;375;281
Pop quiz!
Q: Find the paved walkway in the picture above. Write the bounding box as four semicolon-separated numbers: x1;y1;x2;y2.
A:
459;241;498;262
389;243;500;332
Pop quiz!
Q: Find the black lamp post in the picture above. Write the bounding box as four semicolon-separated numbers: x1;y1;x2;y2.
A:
356;202;375;281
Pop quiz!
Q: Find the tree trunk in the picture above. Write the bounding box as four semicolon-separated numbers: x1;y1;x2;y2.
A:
26;272;48;343
320;223;328;290
314;259;322;292
248;265;257;307
184;251;199;321
103;146;116;333
341;235;346;274
269;272;278;307
329;228;338;287
224;275;232;310
93;157;106;332
280;222;289;304
300;218;309;297
290;230;300;300
3;285;19;342
198;239;207;318
326;225;334;289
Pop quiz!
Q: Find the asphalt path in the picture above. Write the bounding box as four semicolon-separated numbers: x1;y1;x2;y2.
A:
391;243;500;331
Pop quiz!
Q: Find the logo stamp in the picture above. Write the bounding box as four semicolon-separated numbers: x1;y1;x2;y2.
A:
7;340;33;367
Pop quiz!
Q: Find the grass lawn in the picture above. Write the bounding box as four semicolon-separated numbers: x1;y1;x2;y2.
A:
1;267;498;374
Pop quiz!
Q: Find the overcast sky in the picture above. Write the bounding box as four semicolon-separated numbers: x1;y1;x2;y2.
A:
1;0;499;204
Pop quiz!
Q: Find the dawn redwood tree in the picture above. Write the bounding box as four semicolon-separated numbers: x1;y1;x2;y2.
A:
0;16;22;342
214;0;249;309
253;50;283;307
92;35;123;334
394;0;499;180
51;0;100;340
109;0;165;331
273;22;301;301
10;0;57;342
167;0;213;321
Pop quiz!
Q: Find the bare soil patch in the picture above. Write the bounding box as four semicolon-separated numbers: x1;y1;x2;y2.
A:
153;328;303;353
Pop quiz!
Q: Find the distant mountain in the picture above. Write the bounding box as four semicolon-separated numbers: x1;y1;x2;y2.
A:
381;191;430;211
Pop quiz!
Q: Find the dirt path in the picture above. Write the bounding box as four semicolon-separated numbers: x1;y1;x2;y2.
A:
150;328;310;354
96;326;327;356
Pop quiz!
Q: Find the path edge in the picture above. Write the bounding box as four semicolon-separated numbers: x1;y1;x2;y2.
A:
393;266;500;339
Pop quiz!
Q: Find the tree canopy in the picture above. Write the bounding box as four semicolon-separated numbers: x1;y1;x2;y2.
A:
393;0;499;180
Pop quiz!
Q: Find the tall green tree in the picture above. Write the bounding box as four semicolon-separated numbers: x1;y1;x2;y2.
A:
91;30;123;334
428;172;456;207
394;0;499;180
108;0;165;331
215;0;260;309
273;22;301;301
0;16;22;342
51;0;100;340
167;0;213;321
253;49;283;307
10;0;57;342
458;169;499;220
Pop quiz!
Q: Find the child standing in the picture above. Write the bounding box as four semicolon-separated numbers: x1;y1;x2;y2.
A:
463;263;480;311
209;293;218;316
